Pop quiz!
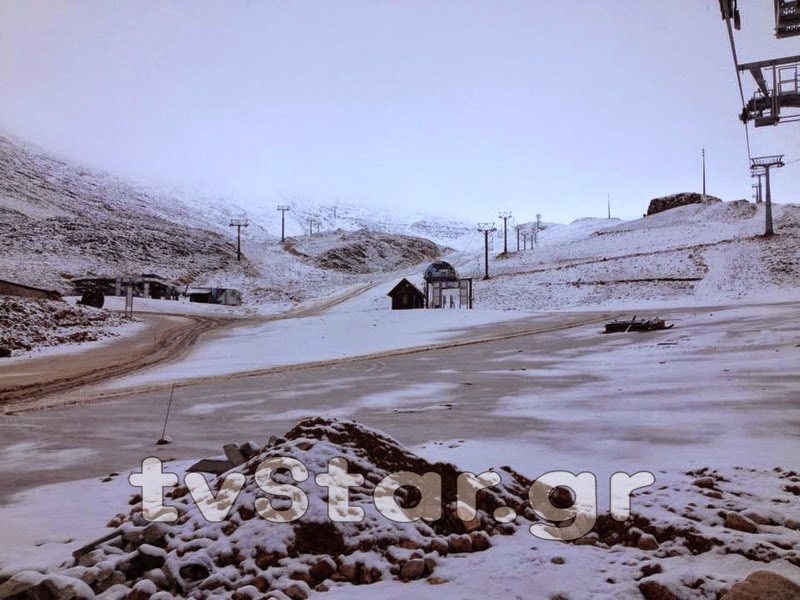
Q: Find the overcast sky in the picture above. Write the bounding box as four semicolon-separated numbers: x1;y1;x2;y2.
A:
1;1;798;224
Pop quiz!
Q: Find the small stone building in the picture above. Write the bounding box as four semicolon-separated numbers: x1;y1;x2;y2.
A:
72;274;179;300
0;279;62;301
188;287;243;306
387;278;425;310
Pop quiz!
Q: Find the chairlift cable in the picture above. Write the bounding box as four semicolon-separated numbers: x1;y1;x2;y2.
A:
723;13;753;162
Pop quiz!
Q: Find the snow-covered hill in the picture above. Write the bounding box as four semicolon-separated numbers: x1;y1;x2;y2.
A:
0;135;457;306
2;132;799;315
467;199;800;311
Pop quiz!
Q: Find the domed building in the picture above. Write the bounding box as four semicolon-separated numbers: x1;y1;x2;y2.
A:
423;261;459;283
423;260;472;309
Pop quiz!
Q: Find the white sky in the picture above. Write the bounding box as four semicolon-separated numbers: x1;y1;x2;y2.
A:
0;0;798;224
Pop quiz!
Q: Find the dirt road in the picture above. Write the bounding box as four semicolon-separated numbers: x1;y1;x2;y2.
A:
0;314;231;410
0;282;377;413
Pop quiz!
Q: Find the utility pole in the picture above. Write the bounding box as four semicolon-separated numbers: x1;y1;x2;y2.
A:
229;219;249;261
702;148;707;196
534;213;541;246
750;155;784;236
515;225;521;251
477;223;497;280
607;193;611;219
522;232;528;250
498;212;512;254
276;205;290;242
308;218;315;236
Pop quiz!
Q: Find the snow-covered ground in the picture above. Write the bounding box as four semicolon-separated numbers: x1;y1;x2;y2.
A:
2;136;800;598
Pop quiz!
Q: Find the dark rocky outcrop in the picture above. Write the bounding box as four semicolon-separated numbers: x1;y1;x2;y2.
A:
646;192;722;216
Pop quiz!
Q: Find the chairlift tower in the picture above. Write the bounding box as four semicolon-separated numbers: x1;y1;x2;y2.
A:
229;219;249;261
276;205;290;242
750;155;785;235
738;55;800;126
751;172;765;203
477;223;497;280
775;0;800;39
719;0;800;126
498;212;512;254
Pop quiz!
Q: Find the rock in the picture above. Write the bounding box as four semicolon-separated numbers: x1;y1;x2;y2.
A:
427;576;449;585
223;443;246;466
231;586;261;600
251;574;271;592
288;567;311;583
720;570;800;599
640;563;663;578
0;348;11;358
646;192;721;216
23;575;96;600
462;516;482;532
255;549;280;569
470;531;492;552
309;557;337;584
450;534;473;553
239;441;260;459
638;534;660;551
429;537;449;556
284;581;311;599
137;544;167;570
339;562;358;583
785;518;800;531
423;555;437;575
98;584;134;599
125;579;156;600
639;579;681;600
0;571;47;599
692;477;717;489
401;559;426;581
141;522;170;546
725;512;759;533
574;532;599;546
550;556;565;565
743;511;772;526
178;562;210;582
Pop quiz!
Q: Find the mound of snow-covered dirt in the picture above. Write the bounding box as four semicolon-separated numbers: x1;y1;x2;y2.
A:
13;418;531;599
283;230;440;274
1;420;799;599
0;297;134;355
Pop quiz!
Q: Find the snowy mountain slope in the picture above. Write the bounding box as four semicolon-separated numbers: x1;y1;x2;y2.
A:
0;136;453;305
467;200;800;311
0;135;247;292
3;131;799;315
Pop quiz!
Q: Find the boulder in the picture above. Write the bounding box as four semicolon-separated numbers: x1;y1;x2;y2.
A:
646;193;721;216
721;570;800;599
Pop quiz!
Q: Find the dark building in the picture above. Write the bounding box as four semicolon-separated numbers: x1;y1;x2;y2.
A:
387;278;425;310
0;279;62;301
